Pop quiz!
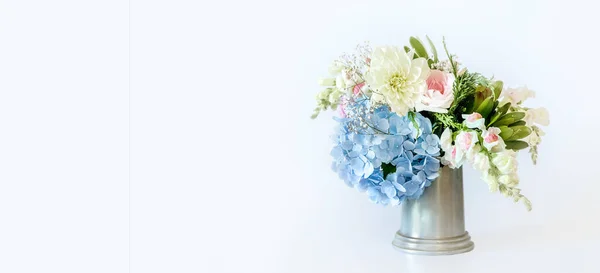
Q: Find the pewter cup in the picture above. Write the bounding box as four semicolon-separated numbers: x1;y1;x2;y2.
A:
392;166;474;255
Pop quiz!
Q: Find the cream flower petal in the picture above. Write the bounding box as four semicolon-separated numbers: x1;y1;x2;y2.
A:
395;50;411;74
408;58;430;82
370;47;387;68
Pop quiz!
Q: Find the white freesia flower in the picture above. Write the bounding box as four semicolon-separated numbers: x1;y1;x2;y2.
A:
525;131;541;146
455;131;479;160
366;46;430;116
462;112;485;130
483;172;499;192
481;127;505;152
441;145;465;169
498;174;519;187
501;86;535;105
492;151;518;175
318;78;336;86
440;127;453;152
335;74;346;90
440;128;466;169
524;107;550;126
415;70;455;113
524;127;544;146
472;150;490;172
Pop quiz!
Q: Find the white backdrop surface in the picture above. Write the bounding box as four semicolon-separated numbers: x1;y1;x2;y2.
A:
179;0;600;272
0;1;129;272
1;0;600;272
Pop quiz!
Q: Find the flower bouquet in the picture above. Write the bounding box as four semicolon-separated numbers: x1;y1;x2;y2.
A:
311;37;549;254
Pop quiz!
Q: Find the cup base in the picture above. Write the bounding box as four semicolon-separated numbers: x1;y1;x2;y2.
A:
392;232;474;255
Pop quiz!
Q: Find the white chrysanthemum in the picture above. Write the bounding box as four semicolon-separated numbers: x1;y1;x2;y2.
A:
366;46;430;116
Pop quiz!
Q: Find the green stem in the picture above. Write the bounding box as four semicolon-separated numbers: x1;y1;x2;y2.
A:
442;37;457;77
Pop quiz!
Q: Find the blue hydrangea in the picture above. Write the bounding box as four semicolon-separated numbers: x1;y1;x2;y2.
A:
330;100;441;206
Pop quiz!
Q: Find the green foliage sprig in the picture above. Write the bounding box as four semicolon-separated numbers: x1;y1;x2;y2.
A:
449;72;486;116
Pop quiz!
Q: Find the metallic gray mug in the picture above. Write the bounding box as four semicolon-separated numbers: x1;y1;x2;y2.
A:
392;166;474;255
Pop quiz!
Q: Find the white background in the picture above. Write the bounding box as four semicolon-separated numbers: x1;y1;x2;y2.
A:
1;0;600;272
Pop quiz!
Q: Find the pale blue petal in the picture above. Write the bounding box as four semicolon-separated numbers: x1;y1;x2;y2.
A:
357;179;371;192
350;157;364;171
377;119;390;132
364;163;374;178
367;187;381;203
381;181;396;198
366;150;375;160
347;150;360;158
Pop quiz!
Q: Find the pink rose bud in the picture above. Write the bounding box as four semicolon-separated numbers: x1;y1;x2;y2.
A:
426;70;449;94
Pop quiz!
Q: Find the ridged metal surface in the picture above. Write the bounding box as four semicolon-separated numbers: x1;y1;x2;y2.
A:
392;167;474;255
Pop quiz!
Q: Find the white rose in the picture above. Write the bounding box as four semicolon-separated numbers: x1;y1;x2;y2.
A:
492;151;518;175
501;86;535;105
524;107;550;126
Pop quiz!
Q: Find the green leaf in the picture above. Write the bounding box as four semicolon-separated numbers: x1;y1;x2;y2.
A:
381;163;396;179
475;97;495;119
487;102;511;126
491;80;504;99
426;35;438;62
491;112;526;127
498;102;511;115
472;86;491;112
409;37;429;59
505;126;532;140
509;120;526;126
408;111;420;137
471;91;486;113
505;140;529;151
463;96;475;115
506;112;526;120
404;46;411;53
491;100;499;116
480;86;493;99
499;126;514;139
